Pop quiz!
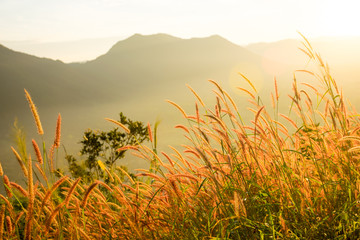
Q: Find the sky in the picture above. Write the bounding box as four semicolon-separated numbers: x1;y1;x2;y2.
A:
1;0;359;62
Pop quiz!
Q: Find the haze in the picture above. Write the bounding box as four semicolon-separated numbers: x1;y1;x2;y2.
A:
1;0;360;188
1;0;360;62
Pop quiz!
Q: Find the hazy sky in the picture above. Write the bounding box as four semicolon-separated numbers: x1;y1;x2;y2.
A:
1;0;359;62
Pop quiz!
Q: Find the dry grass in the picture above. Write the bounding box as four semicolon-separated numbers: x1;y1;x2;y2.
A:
24;89;44;135
1;39;360;239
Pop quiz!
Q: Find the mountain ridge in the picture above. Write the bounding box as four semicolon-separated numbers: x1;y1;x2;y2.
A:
1;33;360;185
87;33;250;65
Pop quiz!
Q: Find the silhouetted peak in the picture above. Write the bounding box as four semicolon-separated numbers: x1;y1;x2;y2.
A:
0;44;14;53
108;33;182;53
105;33;242;57
203;34;239;47
208;34;227;40
127;33;180;41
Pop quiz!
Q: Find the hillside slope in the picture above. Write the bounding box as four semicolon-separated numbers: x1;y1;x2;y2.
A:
0;34;301;184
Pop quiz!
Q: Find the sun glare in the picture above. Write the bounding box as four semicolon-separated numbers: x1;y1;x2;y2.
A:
314;1;360;38
229;62;264;97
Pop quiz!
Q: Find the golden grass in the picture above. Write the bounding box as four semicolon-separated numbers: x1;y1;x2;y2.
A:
11;146;28;177
24;156;34;240
1;38;360;239
81;181;100;208
5;215;12;236
105;118;130;134
2;175;12;198
9;182;28;197
41;176;69;209
0;205;5;239
165;100;188;118
147;122;153;143
32;139;43;164
54;113;62;148
24;89;44;135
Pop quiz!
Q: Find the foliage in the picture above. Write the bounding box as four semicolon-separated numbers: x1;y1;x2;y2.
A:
66;112;149;183
2;38;360;239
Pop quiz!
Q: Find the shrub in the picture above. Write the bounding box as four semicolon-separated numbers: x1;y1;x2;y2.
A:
66;112;149;184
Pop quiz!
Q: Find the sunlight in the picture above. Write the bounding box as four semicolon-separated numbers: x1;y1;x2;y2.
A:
229;62;264;97
314;1;360;37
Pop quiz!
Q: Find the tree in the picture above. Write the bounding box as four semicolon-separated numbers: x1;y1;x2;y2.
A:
66;112;149;183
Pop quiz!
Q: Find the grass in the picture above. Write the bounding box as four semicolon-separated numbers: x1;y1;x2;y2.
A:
2;38;360;239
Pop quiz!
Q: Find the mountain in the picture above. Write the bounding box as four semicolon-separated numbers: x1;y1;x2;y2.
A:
2;33;360;189
0;44;101;114
0;44;102;184
72;33;269;98
1;36;123;63
7;33;359;185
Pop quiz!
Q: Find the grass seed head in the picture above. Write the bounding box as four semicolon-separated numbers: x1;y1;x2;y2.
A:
54;113;62;148
3;175;12;198
31;139;43;164
24;89;44;135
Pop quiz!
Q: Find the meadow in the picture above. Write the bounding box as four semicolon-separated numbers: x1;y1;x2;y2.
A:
1;38;360;239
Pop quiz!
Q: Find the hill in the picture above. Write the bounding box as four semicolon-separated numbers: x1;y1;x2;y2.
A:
3;33;351;184
0;44;103;114
72;33;268;97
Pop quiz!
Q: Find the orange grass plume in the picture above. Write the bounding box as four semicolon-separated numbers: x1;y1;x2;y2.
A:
24;89;44;135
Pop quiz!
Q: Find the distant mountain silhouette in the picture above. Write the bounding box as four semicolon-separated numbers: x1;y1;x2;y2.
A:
0;44;102;186
72;33;265;98
2;33;359;185
1;34;271;184
0;44;100;115
0;33;284;114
